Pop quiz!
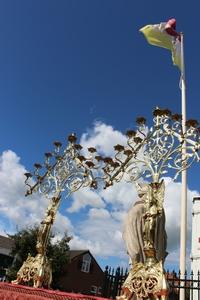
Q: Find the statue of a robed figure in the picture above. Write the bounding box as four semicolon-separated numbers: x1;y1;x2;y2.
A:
121;180;168;300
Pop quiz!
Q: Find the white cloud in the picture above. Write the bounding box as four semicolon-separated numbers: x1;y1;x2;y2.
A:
0;150;44;231
100;181;137;210
53;211;74;235
164;177;198;265
70;207;126;259
0;150;72;237
88;208;110;219
80;121;127;156
67;187;105;213
69;236;103;254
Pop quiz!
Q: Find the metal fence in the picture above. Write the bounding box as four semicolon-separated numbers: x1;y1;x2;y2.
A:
166;270;200;300
102;266;128;299
102;267;200;300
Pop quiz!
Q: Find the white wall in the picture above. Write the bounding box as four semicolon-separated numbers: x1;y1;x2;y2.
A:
191;197;200;300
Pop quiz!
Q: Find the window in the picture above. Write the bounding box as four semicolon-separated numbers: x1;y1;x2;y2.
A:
81;253;91;273
98;287;102;295
90;285;97;294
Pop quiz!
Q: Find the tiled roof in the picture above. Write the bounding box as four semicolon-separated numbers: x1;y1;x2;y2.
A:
0;235;14;251
69;250;88;260
68;250;103;272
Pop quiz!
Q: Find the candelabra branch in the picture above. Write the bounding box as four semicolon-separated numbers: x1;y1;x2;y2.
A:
23;109;200;194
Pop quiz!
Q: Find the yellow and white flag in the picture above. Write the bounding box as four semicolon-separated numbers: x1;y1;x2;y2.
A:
140;19;182;71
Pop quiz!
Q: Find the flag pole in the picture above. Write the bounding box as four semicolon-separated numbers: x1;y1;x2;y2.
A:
179;32;187;300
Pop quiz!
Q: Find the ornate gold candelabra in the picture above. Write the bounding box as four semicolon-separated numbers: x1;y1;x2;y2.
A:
12;136;94;288
12;108;200;297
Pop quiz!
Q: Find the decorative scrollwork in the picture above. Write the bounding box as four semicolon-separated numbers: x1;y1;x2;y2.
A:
25;108;200;198
94;108;200;185
120;261;167;299
25;135;95;198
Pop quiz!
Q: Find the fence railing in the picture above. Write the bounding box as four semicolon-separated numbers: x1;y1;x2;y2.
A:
102;267;200;300
166;270;200;300
102;266;128;298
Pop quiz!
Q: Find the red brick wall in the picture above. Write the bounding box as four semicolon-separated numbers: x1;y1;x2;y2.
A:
59;254;104;295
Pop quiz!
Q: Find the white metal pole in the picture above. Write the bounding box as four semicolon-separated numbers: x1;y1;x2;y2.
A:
179;32;187;300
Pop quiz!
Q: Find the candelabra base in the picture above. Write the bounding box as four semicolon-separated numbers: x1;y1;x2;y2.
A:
117;260;168;300
12;253;52;288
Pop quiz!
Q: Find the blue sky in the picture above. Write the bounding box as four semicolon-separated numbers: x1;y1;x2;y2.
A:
0;0;200;271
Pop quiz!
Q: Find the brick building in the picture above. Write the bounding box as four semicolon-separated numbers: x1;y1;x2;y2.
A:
0;236;104;294
59;250;104;295
0;235;14;280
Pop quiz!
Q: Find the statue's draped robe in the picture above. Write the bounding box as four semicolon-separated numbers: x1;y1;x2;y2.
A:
122;199;168;264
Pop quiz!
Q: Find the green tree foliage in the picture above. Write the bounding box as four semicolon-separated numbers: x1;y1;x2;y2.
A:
6;226;70;289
